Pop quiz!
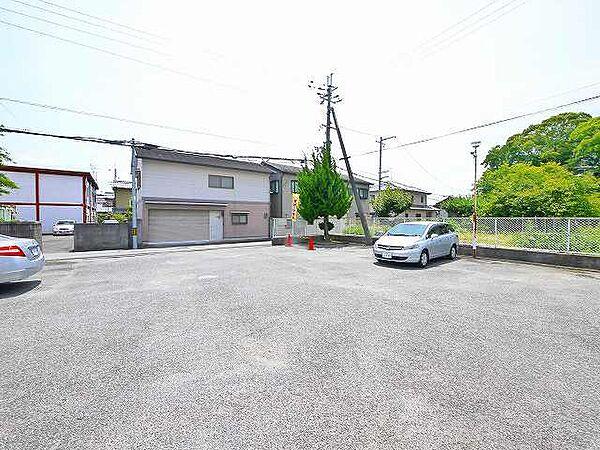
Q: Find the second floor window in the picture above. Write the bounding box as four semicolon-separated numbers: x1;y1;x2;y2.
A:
270;180;279;194
208;175;234;189
358;188;369;200
290;180;299;193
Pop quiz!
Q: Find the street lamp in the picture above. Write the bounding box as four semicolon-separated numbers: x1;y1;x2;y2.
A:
470;141;481;258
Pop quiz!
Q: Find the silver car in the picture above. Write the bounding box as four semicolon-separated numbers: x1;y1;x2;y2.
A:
0;234;45;283
373;221;459;268
52;220;75;236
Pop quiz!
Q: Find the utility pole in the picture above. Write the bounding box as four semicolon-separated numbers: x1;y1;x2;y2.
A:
332;107;372;245
130;139;139;250
377;135;396;191
309;73;340;150
470;141;481;258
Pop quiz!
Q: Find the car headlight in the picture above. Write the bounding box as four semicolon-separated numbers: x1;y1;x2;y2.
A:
404;244;418;250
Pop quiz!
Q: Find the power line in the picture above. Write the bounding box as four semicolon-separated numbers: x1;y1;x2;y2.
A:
9;0;163;45
34;0;167;41
0;19;239;89
414;0;501;51
0;125;303;163
356;92;600;156
421;0;527;59
0;97;274;146
341;126;379;137
0;6;168;55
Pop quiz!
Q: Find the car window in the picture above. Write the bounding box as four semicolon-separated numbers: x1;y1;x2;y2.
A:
387;223;428;236
427;225;442;237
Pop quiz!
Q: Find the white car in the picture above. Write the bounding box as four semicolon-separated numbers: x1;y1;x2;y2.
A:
373;221;459;268
52;220;75;235
0;234;45;283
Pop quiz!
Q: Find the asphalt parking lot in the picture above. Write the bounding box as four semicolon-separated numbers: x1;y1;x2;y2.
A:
42;234;73;253
1;245;599;449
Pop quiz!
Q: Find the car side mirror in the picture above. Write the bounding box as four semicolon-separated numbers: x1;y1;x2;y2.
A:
430;233;439;239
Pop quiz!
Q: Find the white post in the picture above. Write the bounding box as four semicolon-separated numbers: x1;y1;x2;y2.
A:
494;218;498;248
566;218;571;253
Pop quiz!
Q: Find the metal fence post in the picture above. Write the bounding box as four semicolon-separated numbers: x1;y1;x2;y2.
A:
494;218;498;248
566;218;571;253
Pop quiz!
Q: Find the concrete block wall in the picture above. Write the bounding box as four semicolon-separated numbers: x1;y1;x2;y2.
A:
74;223;130;252
0;221;42;247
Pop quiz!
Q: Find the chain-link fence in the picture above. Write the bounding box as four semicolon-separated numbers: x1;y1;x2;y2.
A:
275;216;600;255
448;217;600;255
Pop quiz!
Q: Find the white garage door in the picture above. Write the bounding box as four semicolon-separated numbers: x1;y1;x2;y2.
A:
147;208;209;244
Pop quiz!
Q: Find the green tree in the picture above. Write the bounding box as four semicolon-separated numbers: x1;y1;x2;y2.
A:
0;143;18;195
371;187;412;217
478;162;600;217
297;145;352;240
569;117;600;176
437;196;473;217
483;112;592;170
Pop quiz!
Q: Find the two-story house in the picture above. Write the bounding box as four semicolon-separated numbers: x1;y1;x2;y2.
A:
135;147;273;246
369;182;441;219
263;161;372;219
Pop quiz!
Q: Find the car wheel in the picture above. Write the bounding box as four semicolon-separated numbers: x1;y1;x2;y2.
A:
449;245;457;260
418;250;429;268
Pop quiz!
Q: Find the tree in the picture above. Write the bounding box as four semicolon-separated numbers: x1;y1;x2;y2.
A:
477;162;600;217
297;145;353;240
569;117;600;176
0;143;17;195
483;112;592;170
437;196;473;217
371;186;412;217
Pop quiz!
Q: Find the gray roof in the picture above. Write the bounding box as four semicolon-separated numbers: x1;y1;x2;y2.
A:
370;181;431;195
263;161;373;185
136;147;273;174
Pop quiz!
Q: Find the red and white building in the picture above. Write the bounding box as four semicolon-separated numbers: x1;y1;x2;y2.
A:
0;166;97;233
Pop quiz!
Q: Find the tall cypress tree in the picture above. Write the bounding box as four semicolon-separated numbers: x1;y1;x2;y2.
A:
297;144;352;240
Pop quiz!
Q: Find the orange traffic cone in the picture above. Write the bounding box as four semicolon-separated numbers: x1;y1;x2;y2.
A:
285;234;293;247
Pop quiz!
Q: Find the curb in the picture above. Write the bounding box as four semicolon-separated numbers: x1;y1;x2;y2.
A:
45;241;271;264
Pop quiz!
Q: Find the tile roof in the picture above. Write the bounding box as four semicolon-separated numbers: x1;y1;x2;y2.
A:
136;147;273;174
263;161;373;185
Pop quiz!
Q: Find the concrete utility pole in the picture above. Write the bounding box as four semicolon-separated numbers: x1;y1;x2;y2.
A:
377;135;396;191
470;141;481;258
130;139;139;250
309;73;340;150
331;107;372;245
325;73;333;150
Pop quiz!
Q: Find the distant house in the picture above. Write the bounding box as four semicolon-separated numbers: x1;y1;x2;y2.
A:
96;190;115;214
0;165;97;233
369;182;441;219
262;161;372;219
135;147;273;246
112;180;132;213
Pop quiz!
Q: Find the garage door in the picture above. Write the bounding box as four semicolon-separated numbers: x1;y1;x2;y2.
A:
147;208;209;244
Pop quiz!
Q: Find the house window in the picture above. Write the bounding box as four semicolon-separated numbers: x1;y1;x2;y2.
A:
270;180;279;194
358;188;369;200
421;195;425;203
416;213;422;218
405;213;409;218
290;180;299;193
231;213;248;225
209;175;234;189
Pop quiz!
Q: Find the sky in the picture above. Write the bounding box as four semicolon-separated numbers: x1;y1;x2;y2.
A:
1;0;599;202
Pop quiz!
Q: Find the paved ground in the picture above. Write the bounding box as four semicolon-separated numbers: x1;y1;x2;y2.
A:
1;245;599;449
42;234;73;253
